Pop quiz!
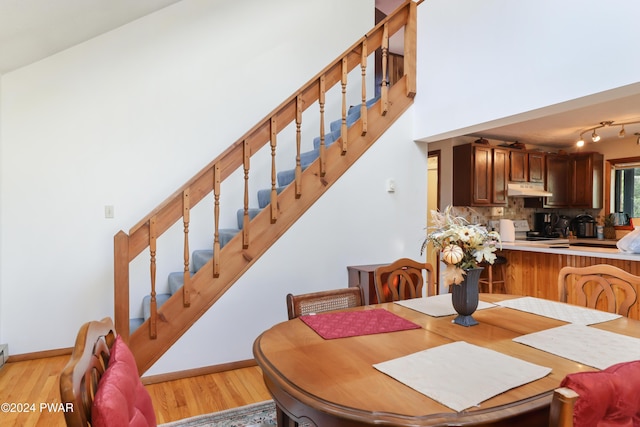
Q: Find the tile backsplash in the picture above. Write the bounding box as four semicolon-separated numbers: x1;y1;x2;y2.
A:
449;199;602;232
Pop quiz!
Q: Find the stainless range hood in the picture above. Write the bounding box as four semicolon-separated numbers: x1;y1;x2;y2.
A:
507;183;553;198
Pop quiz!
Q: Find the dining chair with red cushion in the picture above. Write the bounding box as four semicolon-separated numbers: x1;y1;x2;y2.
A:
549;360;640;427
60;317;157;427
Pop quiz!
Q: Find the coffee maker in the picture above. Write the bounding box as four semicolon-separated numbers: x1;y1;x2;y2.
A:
533;213;559;238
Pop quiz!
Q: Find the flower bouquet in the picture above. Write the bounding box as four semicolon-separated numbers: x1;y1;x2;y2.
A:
421;206;501;286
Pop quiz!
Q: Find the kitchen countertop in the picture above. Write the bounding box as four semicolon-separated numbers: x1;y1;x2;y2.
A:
501;239;640;261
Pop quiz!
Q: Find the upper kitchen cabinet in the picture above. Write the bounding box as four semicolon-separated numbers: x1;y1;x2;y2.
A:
529;152;603;209
453;143;508;207
528;152;545;182
544;154;570;207
570;152;604;209
509;150;545;183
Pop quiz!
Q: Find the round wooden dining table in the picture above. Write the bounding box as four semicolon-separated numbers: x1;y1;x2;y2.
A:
253;294;640;426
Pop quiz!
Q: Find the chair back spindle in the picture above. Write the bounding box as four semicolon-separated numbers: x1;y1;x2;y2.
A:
287;287;364;320
374;258;436;303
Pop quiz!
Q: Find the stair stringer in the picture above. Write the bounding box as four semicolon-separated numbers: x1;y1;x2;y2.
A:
128;77;414;374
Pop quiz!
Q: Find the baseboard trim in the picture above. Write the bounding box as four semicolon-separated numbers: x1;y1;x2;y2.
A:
141;358;258;385
7;348;257;385
6;347;72;363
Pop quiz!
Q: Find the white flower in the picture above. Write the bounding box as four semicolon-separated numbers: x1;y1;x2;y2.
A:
421;206;502;285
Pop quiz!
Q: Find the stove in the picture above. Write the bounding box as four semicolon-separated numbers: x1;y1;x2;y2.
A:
524;231;562;241
499;219;565;241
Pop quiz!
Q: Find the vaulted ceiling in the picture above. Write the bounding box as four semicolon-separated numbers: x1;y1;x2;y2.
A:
2;0;639;149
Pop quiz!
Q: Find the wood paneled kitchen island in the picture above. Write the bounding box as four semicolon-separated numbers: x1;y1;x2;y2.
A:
499;241;640;320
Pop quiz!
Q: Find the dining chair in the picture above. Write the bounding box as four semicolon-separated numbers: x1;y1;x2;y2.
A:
548;360;640;427
558;264;640;316
286;286;364;320
374;258;436;303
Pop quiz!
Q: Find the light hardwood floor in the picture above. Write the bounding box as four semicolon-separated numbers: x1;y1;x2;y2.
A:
0;355;272;426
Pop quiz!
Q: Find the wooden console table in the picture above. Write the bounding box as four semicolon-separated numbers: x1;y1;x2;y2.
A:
347;263;388;304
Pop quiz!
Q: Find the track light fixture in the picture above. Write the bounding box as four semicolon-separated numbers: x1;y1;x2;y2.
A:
576;120;640;146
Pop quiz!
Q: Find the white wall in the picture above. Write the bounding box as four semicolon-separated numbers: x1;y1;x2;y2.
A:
0;0;393;360
147;109;427;375
6;0;638;373
415;0;640;141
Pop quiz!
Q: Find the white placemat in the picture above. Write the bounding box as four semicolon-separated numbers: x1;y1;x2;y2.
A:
394;294;495;317
514;323;640;369
373;341;551;412
496;296;621;325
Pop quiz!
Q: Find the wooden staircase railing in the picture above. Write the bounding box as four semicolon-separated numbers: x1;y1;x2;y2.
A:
114;0;418;374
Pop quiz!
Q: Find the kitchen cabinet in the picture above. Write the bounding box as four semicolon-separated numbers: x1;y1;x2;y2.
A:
527;152;603;209
493;147;509;205
453;143;507;207
528;152;545;183
509;151;545;183
509;151;527;182
570;152;603;209
543;154;570;207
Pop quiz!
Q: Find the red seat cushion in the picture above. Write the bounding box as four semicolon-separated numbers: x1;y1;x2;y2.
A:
91;336;157;427
561;360;640;427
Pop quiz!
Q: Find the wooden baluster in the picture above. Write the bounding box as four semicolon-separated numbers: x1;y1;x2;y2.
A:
242;140;250;248
149;216;157;339
319;75;326;177
360;39;368;136
340;57;348;154
182;189;191;306
270;117;278;223
213;163;221;277
381;23;389;116
404;1;417;98
295;95;303;198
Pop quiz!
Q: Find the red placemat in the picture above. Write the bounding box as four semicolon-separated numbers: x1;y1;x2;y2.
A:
299;309;421;339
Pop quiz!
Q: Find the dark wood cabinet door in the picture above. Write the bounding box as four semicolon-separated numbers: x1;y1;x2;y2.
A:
570;155;591;207
509;151;528;182
472;145;493;205
545;154;570;207
528;152;545;183
570;153;603;209
493;148;509;205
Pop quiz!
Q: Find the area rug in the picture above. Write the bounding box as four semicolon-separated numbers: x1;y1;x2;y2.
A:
159;400;276;427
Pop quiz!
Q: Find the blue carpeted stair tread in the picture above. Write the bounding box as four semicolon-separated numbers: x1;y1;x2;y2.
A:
219;228;241;247
130;318;144;333
257;187;286;209
143;293;172;321
131;94;382;333
193;249;214;272
237;208;262;229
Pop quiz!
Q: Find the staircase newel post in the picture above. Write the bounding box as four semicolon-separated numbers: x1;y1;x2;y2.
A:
114;231;130;343
404;0;417;98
